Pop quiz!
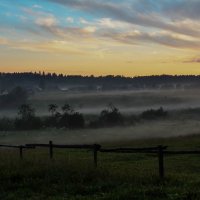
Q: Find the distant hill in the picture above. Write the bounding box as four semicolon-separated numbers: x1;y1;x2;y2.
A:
1;72;200;92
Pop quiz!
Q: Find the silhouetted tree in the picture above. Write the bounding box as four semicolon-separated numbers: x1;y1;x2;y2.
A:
45;104;61;127
59;103;84;129
99;104;123;126
48;104;58;116
15;104;42;130
62;103;73;114
18;104;35;119
1;72;200;92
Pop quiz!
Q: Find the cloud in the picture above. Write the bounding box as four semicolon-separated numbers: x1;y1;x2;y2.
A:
32;4;43;9
35;16;57;27
0;37;88;55
66;17;74;23
22;7;52;18
184;57;200;63
23;7;200;52
6;1;199;54
0;37;8;45
12;40;86;55
38;24;96;40
22;8;96;39
22;7;58;27
46;0;200;38
96;18;132;29
128;0;200;21
102;30;200;50
161;0;200;20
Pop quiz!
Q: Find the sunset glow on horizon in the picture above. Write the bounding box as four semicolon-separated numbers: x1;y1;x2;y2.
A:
0;0;200;76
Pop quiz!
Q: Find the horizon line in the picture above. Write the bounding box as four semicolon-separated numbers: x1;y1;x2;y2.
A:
1;71;200;78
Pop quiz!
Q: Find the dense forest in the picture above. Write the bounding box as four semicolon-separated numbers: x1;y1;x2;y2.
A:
1;72;200;92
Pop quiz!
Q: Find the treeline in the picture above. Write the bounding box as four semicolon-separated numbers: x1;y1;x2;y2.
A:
0;104;168;131
0;87;28;108
1;72;200;90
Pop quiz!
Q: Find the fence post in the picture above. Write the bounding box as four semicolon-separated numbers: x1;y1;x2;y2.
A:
158;145;164;179
49;141;53;159
93;144;100;168
19;146;23;159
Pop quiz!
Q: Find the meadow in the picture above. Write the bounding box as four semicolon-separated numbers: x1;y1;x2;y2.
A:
1;135;200;200
1;89;200;199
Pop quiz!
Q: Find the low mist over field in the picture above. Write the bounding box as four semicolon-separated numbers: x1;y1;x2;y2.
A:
1;74;200;116
30;89;200;115
1;119;200;145
1;87;200;116
1;73;200;144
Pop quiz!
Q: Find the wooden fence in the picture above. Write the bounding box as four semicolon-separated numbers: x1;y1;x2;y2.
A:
1;141;200;179
26;141;101;167
0;144;35;159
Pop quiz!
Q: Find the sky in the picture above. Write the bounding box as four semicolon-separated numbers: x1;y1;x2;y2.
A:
0;0;200;76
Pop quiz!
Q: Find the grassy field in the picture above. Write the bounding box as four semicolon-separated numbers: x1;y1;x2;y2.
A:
1;135;200;200
1;89;200;199
1;118;200;145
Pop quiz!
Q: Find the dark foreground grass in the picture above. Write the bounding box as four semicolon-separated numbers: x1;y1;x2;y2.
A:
1;136;200;199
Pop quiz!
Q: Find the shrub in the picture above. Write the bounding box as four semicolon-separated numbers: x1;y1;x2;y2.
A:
0;117;15;131
68;112;85;129
100;104;123;126
91;104;124;127
15;104;42;130
46;103;85;129
44;104;61;128
44;112;61;128
15;116;42;130
141;107;168;120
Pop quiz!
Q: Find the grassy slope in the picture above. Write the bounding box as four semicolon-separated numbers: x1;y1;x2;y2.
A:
1;135;200;199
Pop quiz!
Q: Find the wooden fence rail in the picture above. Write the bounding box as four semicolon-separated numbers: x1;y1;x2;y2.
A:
100;145;167;179
99;146;167;152
164;150;200;155
26;141;101;167
0;144;35;159
1;142;200;178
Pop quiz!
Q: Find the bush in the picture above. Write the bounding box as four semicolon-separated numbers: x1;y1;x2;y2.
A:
14;104;42;130
45;103;85;129
15;116;42;130
44;112;61;128
89;104;123;128
99;104;123;126
141;107;168;120
58;112;69;128
58;112;85;129
0;117;15;131
68;112;85;129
